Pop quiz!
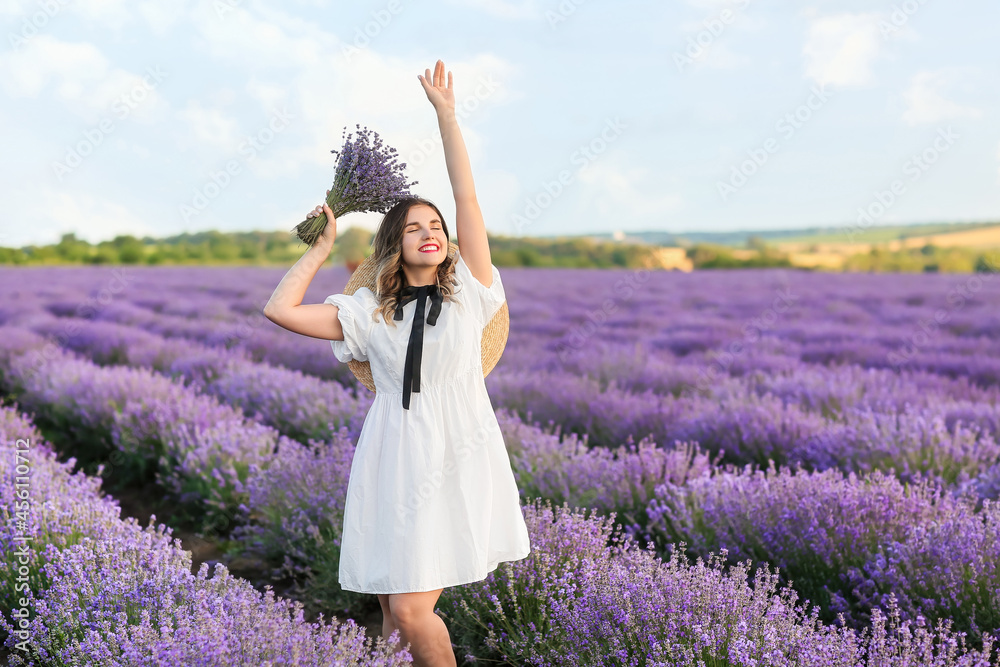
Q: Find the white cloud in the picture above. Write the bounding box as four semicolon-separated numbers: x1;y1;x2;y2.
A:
695;42;750;70
134;1;189;35
683;0;745;10
190;2;326;69
176;100;242;149
673;1;761;72
0;35;169;122
902;69;984;126
245;77;291;113
803;12;882;88
4;184;157;246
0;1;25;17
0;35;107;99
576;157;684;220
3;0;186;40
115;138;152;160
446;0;540;20
68;0;133;31
679;0;766;32
188;3;518;183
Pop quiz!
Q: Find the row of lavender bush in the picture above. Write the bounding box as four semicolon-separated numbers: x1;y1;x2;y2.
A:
27;315;370;445
0;404;411;665
487;365;1000;493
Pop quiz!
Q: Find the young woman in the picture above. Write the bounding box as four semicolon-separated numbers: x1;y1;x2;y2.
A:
263;60;530;667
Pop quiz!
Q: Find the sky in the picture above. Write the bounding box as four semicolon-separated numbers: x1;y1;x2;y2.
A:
0;0;998;248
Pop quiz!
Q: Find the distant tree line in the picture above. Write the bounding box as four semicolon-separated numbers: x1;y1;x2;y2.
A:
2;231;996;273
684;236;794;269
0;230;663;269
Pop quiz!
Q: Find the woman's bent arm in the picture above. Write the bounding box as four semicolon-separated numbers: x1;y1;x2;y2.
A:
263;239;344;341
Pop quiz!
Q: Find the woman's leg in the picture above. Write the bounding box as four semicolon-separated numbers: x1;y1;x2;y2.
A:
387;588;456;667
377;593;400;645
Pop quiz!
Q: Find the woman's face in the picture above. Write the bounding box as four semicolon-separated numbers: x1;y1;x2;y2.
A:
400;204;447;270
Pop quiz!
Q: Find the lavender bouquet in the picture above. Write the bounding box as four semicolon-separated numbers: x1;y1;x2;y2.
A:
293;124;418;246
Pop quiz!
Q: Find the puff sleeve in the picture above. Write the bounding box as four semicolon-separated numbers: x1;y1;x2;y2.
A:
324;287;378;363
453;247;506;328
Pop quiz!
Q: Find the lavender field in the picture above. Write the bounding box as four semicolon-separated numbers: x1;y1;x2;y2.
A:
2;261;1000;665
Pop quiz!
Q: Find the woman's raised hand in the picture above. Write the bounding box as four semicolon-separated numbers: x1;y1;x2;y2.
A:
418;59;456;113
306;189;337;247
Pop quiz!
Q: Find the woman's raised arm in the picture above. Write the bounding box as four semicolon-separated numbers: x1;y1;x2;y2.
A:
418;59;494;288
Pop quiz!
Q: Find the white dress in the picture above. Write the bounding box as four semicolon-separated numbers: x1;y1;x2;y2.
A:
324;248;531;594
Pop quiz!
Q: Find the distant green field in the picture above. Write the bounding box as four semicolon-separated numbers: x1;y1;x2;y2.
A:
581;221;1000;249
767;222;1000;246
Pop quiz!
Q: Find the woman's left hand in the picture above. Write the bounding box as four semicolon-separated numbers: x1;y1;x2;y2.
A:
418;59;456;113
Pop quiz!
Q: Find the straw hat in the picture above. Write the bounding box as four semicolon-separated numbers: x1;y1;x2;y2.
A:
341;240;509;393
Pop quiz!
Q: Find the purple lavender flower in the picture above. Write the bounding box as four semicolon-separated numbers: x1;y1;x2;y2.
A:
293;124;418;246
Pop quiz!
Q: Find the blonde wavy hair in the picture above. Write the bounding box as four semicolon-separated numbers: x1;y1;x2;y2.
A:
367;196;459;328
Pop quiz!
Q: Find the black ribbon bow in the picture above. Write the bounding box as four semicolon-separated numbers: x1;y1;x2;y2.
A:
393;284;443;410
